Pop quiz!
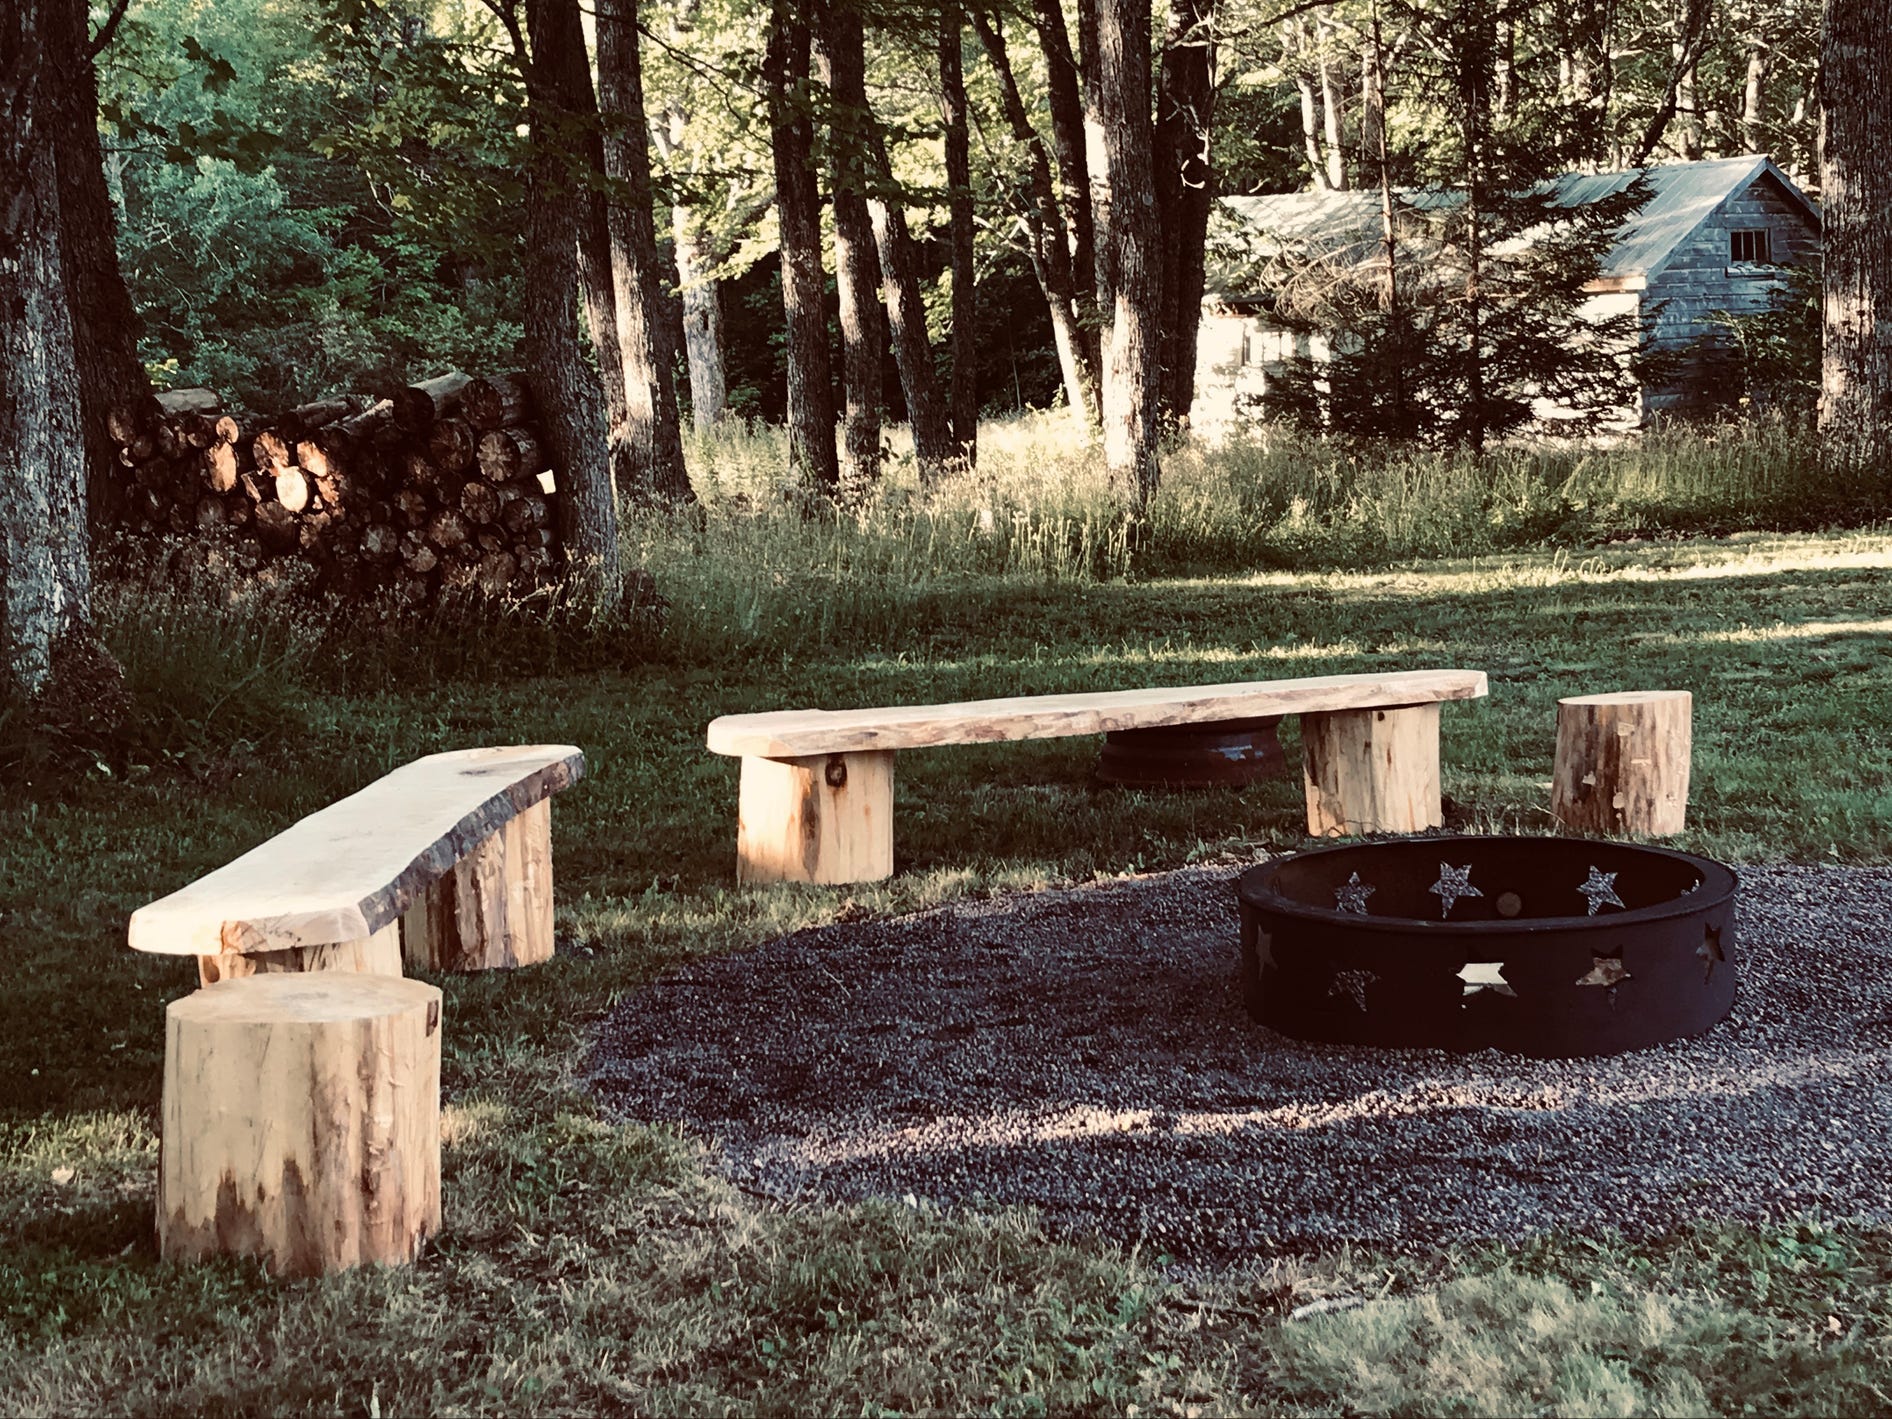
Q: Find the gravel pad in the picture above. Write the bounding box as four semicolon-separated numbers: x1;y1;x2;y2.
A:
586;864;1892;1259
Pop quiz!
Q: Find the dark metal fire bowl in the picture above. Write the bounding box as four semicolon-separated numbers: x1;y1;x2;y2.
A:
1238;836;1738;1058
1097;717;1286;788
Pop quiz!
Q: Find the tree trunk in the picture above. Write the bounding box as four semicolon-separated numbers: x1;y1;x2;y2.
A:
523;0;620;603
596;0;693;503
672;203;728;431
858;86;957;485
1096;0;1162;505
1079;0;1115;319
1742;41;1768;152
48;0;150;536
766;1;840;491
817;6;885;495
1030;0;1100;375
939;3;977;463
533;0;633;487
1317;17;1348;190
1819;0;1892;484
973;11;1097;426
1154;0;1217;427
1;2;92;698
1288;21;1331;190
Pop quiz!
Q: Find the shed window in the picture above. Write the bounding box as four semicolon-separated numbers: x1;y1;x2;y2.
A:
1730;229;1773;264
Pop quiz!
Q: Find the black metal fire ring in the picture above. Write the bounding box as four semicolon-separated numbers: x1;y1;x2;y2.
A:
1237;835;1738;1058
1096;717;1287;788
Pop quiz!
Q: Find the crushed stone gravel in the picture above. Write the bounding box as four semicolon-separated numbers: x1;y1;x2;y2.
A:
585;862;1892;1261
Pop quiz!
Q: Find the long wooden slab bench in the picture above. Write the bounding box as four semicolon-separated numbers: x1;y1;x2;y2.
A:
706;670;1488;885
129;745;585;983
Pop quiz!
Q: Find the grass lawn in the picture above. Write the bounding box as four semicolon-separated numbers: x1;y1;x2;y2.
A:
5;523;1892;1414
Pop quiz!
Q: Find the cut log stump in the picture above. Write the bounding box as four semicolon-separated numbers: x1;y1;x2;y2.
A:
159;973;442;1277
402;799;555;971
1300;702;1443;837
1551;690;1692;836
737;750;894;885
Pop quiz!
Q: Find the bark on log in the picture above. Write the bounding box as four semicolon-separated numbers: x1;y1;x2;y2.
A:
393;371;472;433
463;372;535;430
158;973;442;1277
1551;691;1691;836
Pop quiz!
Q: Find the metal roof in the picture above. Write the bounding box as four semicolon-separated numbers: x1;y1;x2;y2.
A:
1220;155;1818;283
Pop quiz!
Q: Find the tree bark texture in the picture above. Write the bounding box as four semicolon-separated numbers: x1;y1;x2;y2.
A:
1154;0;1217;427
859;100;957;484
672;203;728;431
817;8;886;495
533;0;633;482
1095;0;1163;505
596;0;694;502
1030;0;1099;374
973;11;1097;426
766;1;840;491
523;0;621;602
1;1;92;697
1819;0;1892;482
48;0;150;535
1078;0;1115;323
939;4;977;462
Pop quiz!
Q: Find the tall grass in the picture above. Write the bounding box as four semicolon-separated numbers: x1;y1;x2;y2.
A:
644;413;1853;660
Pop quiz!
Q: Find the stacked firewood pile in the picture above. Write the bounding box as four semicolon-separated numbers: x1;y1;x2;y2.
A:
105;371;562;606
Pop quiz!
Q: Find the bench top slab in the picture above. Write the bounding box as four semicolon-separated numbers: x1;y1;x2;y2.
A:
707;670;1488;757
129;745;584;958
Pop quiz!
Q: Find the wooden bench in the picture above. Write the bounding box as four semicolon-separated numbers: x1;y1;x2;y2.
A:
706;670;1488;885
129;745;585;984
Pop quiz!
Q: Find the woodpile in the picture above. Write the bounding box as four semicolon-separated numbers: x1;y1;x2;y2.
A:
104;373;563;605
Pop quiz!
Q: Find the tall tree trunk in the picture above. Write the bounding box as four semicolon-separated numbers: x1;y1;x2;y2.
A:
1155;0;1217;427
1819;0;1892;484
856;69;957;485
816;5;885;494
1;1;91;697
523;0;620;603
939;3;977;464
765;0;839;490
1741;40;1768;152
1628;0;1713;166
49;0;150;535
654;104;729;432
596;0;693;501
534;0;633;488
973;10;1097;425
1096;0;1162;504
1030;0;1100;375
1287;20;1332;190
1317;17;1348;190
1079;0;1115;319
671;204;728;431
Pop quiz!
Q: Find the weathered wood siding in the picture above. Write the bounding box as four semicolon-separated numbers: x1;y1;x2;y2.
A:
1640;171;1820;411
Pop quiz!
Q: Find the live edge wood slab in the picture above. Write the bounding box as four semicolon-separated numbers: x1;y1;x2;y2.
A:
707;670;1489;886
129;744;584;983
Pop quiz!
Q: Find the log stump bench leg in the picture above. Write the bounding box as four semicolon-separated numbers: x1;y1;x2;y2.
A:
402;798;556;971
197;919;403;988
1551;690;1691;836
1300;702;1443;837
737;750;894;885
159;974;443;1277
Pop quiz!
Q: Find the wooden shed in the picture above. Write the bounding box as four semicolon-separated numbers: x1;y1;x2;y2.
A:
1197;155;1820;434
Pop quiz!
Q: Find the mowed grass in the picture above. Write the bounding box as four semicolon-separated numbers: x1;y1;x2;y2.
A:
6;437;1892;1412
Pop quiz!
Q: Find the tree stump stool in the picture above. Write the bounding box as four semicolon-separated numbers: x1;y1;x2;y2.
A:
1551;691;1692;837
159;974;443;1277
